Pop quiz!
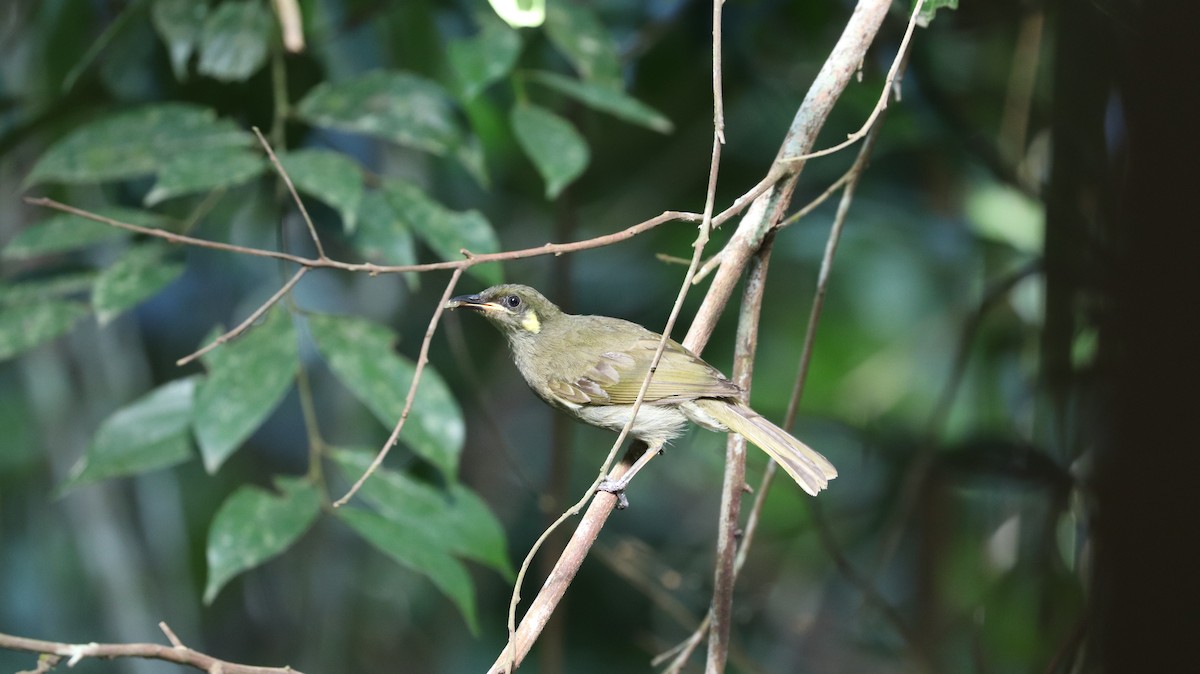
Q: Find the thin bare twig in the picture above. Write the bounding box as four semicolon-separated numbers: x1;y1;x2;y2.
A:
0;623;301;674
23;197;701;275
333;267;464;507
176;267;309;366
253;127;326;260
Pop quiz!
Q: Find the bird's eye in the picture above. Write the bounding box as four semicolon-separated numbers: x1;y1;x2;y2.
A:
504;294;522;309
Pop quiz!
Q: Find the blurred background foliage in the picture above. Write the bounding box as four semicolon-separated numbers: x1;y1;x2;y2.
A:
0;0;1121;672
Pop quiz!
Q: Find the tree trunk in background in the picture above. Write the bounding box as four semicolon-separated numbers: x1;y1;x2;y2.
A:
1094;1;1200;671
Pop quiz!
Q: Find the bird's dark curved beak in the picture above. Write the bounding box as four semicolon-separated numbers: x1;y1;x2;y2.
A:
445;293;491;311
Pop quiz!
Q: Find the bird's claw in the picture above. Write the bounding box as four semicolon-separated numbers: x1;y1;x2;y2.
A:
596;478;630;509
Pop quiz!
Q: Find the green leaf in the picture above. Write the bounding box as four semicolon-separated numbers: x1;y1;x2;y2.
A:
193;306;298;473
333;449;512;578
338;507;478;632
203;477;321;603
381;180;502;285
151;0;209;80
296;71;464;155
3;207;166;260
26;103;254;186
352;190;419;289
916;0;959;27
448;15;522;100
92;243;185;324
277;149;365;234
543;3;621;87
306;313;464;482
144;147;265;206
527;71;673;133
0;272;98;306
0;301;90;362
62;376;198;491
510;104;589;200
196;0;272;82
486;0;545;28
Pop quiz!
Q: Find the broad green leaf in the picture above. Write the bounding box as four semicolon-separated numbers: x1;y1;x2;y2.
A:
543;3;621;87
381;180;502;285
352;190;419;289
203;477;321;603
277;149;365;234
510;104;589;200
151;0;209;80
307;313;464;482
196;0;272;82
62;376;198;491
92;243;185;324
448;15;522;100
296;71;463;155
3;207;165;260
487;0;545;28
193;306;298;473
338;507;478;632
527;71;673;133
26;103;253;186
0;301;90;362
0;272;98;306
144;147;265;206
333;448;512;578
966;182;1043;255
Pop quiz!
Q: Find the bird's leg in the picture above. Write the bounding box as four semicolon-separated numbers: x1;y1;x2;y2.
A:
596;441;663;509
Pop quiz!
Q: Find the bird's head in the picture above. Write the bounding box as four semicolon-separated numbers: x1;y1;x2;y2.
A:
445;284;563;339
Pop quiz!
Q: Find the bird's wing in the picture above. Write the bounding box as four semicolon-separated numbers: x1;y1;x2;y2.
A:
545;337;740;406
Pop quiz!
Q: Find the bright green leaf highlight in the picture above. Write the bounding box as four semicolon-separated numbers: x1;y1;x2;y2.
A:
26;103;253;186
510;104;589;200
338;507;478;633
196;0;272;82
151;0;208;80
3;207;166;260
449;15;522;100
63;376;198;491
193;307;298;473
917;0;959;27
144;147;265;206
296;72;464;155
487;0;545;28
543;3;621;87
966;182;1044;254
381;181;502;285
527;71;673;133
277;149;365;234
307;314;464;482
333;449;512;578
0;301;90;362
203;477;321;603
92;243;185;324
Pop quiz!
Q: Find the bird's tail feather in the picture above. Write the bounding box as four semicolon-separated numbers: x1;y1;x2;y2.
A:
689;399;837;496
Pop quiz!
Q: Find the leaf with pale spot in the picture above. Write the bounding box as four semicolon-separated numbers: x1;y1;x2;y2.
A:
3;207;166;260
92;242;185;324
307;314;464;482
203;477;321;603
62;376;198;491
144;147;265;206
381;180;502;285
333;448;512;578
193;306;298;473
277;149;365;234
0;301;90;362
338;507;478;633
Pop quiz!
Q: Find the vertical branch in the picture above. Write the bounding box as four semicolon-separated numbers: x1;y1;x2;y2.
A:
705;233;774;673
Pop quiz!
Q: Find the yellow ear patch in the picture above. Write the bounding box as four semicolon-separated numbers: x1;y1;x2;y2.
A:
521;311;541;333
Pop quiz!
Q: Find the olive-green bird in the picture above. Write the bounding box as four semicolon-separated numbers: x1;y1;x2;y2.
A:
446;284;837;499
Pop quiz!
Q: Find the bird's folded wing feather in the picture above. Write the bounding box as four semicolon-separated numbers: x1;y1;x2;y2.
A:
546;338;740;406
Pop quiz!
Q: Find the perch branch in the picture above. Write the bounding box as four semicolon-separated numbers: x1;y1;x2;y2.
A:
0;623;301;674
